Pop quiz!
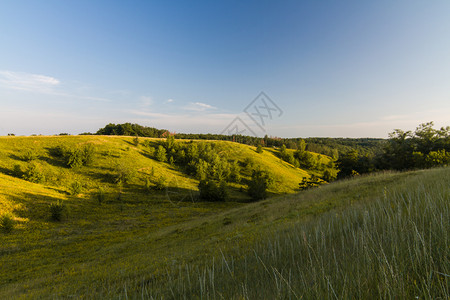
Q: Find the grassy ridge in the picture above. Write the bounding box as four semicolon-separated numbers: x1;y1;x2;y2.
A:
140;167;449;299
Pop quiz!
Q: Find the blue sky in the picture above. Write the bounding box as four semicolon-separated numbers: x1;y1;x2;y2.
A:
1;1;449;137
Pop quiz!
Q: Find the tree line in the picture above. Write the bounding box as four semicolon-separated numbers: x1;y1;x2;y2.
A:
337;122;450;177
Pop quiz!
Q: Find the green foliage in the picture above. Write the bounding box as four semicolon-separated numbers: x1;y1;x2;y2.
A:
96;122;167;137
66;148;84;168
82;144;96;166
155;145;167;162
133;134;139;146
114;163;135;185
144;177;153;192
58;144;96;168
13;164;22;178
229;161;241;183
49;200;66;221
322;169;337;182
299;175;321;190
247;168;273;200
425;149;450;167
195;159;209;180
297;139;306;152
380;122;450;170
154;176;167;191
256;143;263;153
23;163;45;183
198;180;228;202
69;181;83;196
22;149;38;161
50;145;69;157
165;135;176;152
0;213;15;233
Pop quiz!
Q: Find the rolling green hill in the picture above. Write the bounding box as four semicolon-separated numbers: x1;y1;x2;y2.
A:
0;136;448;298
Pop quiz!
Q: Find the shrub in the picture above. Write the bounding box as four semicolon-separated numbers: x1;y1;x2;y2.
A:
154;176;167;190
0;213;15;233
66;148;84;168
144;177;153;192
82;144;96;166
155;145;167;162
69;181;83;196
49;200;66;221
133;134;139;146
323;169;337;182
198;180;228;202
50;145;69;157
114;163;135;185
23;149;38;161
247;169;273;201
23;163;45;183
63;144;96;168
13;164;22;178
256;143;263;154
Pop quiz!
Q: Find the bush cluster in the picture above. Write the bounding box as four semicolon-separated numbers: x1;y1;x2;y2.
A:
49;200;66;221
247;168;273;201
51;144;96;168
198;180;228;202
23;163;45;183
0;213;15;233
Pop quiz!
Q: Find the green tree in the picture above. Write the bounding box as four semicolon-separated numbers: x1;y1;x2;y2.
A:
256;143;263;154
198;180;228;202
229;161;241;183
247;168;273;201
133;134;139;146
195;159;209;180
155;145;167;162
297;139;306;152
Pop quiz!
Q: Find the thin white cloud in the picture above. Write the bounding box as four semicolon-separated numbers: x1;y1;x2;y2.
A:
166;98;174;103
184;101;217;111
0;70;111;102
0;70;60;93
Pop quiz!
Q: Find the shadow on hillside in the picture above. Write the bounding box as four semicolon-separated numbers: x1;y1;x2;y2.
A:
139;150;154;161
84;166;116;183
0;166;13;176
9;192;66;222
8;153;24;161
40;148;68;167
122;139;137;146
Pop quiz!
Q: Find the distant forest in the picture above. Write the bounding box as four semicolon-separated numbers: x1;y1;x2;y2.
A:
92;122;383;156
91;122;450;178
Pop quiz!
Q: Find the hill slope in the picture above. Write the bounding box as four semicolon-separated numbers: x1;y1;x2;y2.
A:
0;136;447;298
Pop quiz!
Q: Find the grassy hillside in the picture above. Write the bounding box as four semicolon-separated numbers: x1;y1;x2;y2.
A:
0;135;326;201
0;136;447;298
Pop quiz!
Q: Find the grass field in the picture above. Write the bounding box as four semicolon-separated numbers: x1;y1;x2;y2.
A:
0;136;448;298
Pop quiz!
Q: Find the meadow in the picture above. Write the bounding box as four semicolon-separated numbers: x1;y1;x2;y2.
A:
0;135;448;298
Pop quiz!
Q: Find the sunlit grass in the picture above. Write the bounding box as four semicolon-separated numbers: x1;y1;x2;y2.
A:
138;167;449;299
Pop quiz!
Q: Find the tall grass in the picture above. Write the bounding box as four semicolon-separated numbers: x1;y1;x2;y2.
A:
139;167;449;299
